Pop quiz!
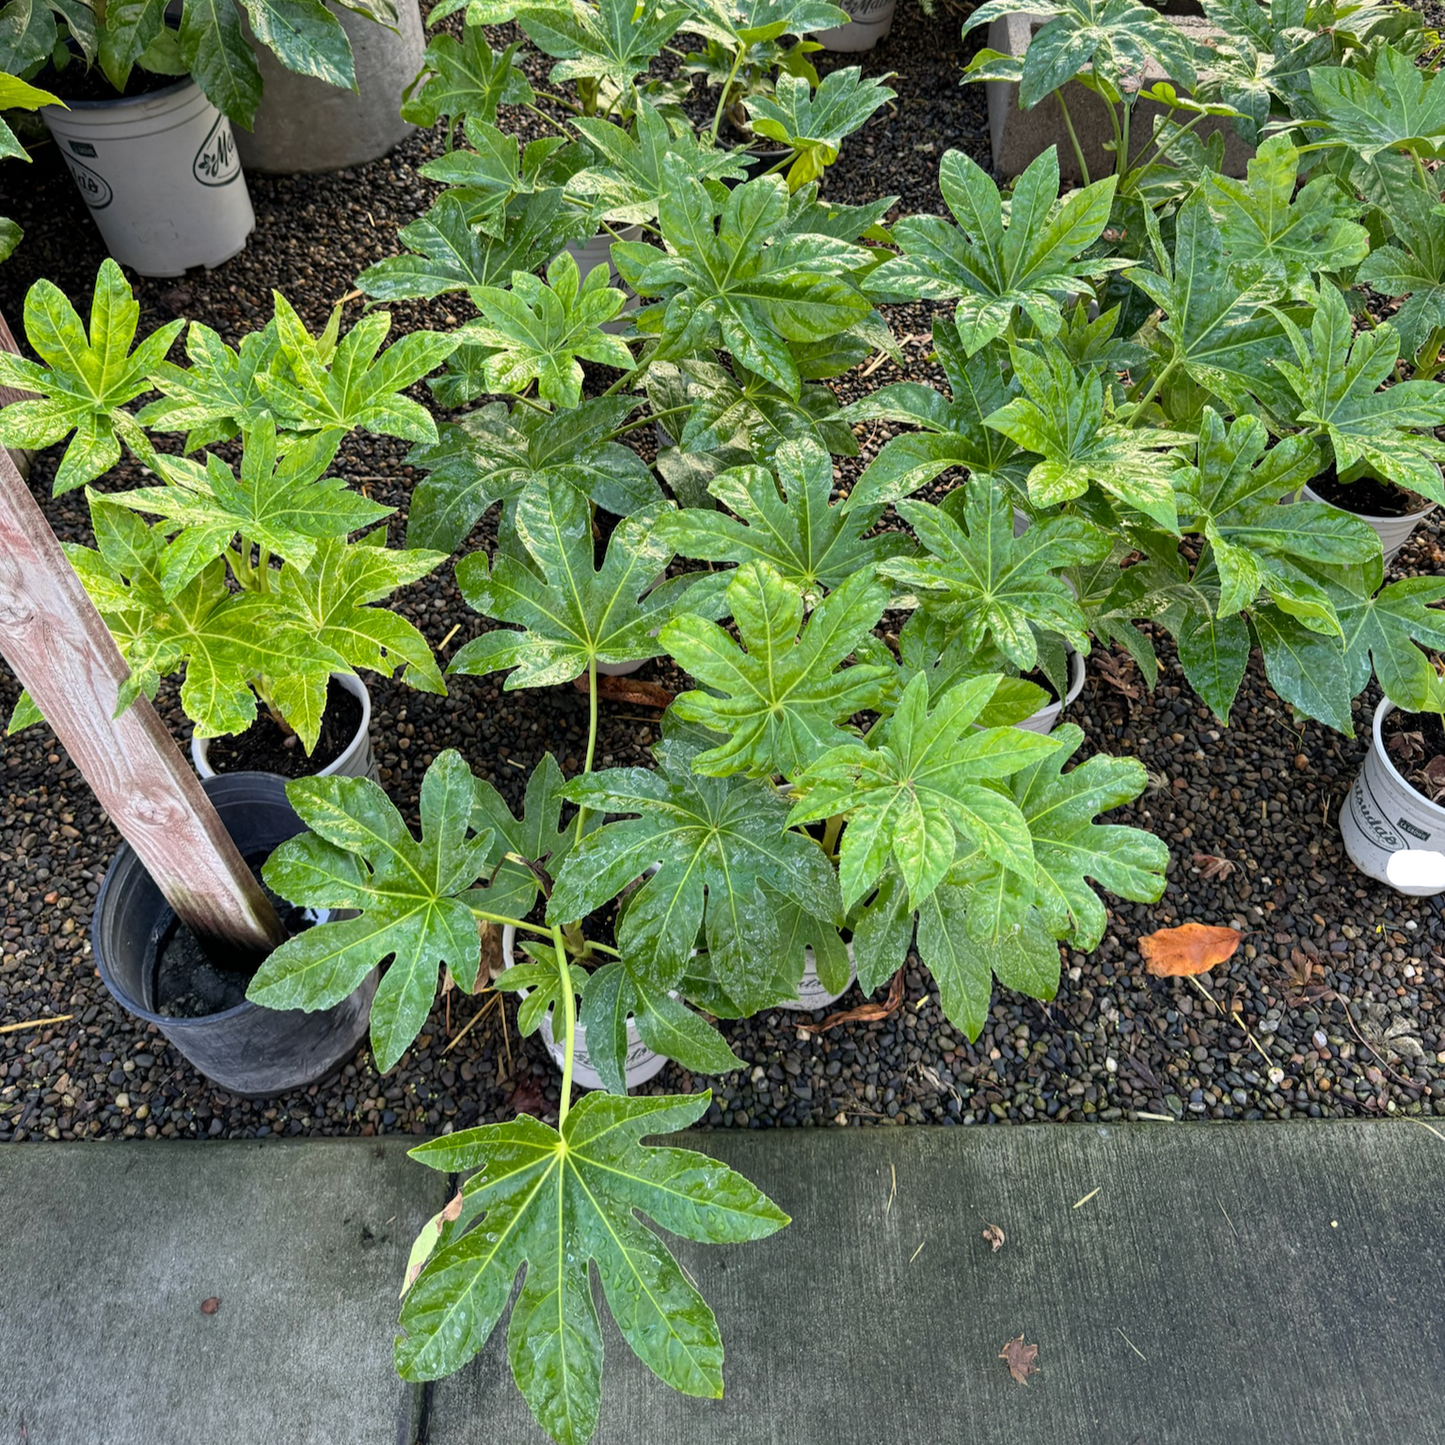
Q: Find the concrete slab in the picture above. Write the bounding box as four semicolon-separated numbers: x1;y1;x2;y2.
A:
429;1120;1445;1445
0;1137;446;1445
986;12;1254;183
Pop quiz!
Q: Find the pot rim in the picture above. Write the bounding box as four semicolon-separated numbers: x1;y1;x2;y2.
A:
1370;697;1445;822
1302;479;1436;524
192;671;370;778
43;72;196;111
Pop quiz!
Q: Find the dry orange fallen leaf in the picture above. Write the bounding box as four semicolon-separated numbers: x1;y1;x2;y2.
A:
1139;922;1243;977
999;1335;1039;1384
797;971;905;1034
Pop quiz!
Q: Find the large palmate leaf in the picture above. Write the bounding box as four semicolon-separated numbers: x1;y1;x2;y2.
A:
275;532;448;696
1206;136;1368;294
839;326;1028;511
454;250;634;409
69;496;350;748
400;30;533;143
660;562;891;778
239;0;357;91
102;425;390;595
1274;284;1445;505
1330;571;1445;715
622;163;874;399
679;0;847;47
418;123;575;239
516;0;687;90
358;191;583;304
1356;183;1445;361
451;475;679;685
404;396;660;553
1178;409;1377;620
867;149;1120;356
177;0;264;128
254;295;455;445
1123;191;1294;419
983;347;1188;529
0;70;57;159
963;0;1199;109
252;751;496;1071
956;722;1168;953
1309;45;1445;163
0;259;183;493
656;436;907;601
398;1093;788;1445
552;730;842;1011
789;672;1063;911
1251;603;1353;734
879;479;1111;671
137;320;283;452
569;101;748;226
745;67;895;188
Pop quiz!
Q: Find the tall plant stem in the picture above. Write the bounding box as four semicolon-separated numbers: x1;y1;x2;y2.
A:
552;924;578;1127
574;657;599;846
1057;92;1091;187
709;47;747;145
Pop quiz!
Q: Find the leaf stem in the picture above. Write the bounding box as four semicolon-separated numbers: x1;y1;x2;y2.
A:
709;46;747;146
467;905;555;936
1127;111;1206;190
1128;355;1179;425
600;355;649;398
574;657;599;846
821;812;844;861
610;403;690;438
552;924;577;1128
522;101;572;137
1057;91;1092;187
1414;324;1445;381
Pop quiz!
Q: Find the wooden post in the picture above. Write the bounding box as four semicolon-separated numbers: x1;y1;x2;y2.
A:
0;445;286;965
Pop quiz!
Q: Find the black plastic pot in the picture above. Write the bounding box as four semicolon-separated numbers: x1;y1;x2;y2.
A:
92;771;376;1097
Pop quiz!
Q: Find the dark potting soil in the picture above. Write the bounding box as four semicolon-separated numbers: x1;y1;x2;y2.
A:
150;865;317;1020
204;678;364;779
36;57;185;104
1309;468;1431;519
1380;707;1445;804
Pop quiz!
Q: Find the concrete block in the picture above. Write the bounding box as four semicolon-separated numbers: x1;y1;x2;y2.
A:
986;11;1254;183
0;1138;445;1445
235;0;425;175
429;1120;1445;1445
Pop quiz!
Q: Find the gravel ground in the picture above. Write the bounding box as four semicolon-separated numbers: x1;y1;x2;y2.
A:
2;2;1445;1146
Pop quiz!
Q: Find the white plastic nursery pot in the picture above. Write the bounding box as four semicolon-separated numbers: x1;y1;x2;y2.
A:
564;224;644;333
1339;699;1445;897
1016;648;1086;735
773;941;857;1012
41;78;254;277
810;0;898;51
235;0;426;173
191;672;378;782
499;925;668;1091
1301;481;1434;567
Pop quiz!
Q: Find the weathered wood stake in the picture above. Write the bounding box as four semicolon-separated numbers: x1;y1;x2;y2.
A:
0;445;286;966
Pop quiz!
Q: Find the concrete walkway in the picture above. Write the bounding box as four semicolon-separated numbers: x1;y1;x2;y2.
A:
4;1120;1444;1445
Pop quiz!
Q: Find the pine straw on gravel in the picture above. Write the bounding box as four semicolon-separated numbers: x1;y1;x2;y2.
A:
2;2;1444;1146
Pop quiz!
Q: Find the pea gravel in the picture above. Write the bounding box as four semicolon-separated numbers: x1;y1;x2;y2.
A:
2;2;1444;1147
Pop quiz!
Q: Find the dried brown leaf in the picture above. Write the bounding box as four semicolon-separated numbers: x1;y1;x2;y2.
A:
573;674;675;709
1192;853;1235;880
797;971;904;1034
1139;922;1242;977
478;920;504;986
983;1223;1006;1252
1095;651;1141;699
999;1335;1039;1384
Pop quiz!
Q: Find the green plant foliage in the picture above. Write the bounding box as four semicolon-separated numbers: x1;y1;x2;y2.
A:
552;730;842;1010
454;251;635;408
516;0;688;90
397;1093;788;1445
1356;182;1445;361
418;123;575;238
401;30;533;142
1206;136;1369;294
788;672;1063;911
252;751;495;1071
680;0;848;48
745;66;895;187
1309;44;1445;163
451;475;680;685
0;72;59;260
839;326;1025;510
0;259;183;493
867;148;1121;355
656;436;907;599
879;479;1111;671
404;397;660;553
983;347;1188;529
623;163;874;398
962;0;1198;108
1274;284;1445;505
661;561;891;777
